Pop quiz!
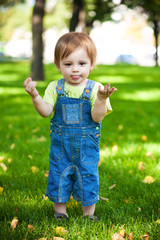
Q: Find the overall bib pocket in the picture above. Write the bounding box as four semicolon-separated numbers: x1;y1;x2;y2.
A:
62;103;82;124
49;130;63;161
81;132;100;164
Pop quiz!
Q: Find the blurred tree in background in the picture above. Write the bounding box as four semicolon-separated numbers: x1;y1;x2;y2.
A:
31;0;45;81
69;0;84;32
121;0;160;66
68;0;116;32
68;0;160;67
0;0;31;41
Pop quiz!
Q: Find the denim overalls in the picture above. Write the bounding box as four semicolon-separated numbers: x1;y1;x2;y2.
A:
46;78;101;206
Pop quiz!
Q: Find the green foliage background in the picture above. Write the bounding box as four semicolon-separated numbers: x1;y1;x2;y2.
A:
0;1;71;41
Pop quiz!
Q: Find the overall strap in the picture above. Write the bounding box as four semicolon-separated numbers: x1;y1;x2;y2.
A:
56;78;65;96
82;79;95;99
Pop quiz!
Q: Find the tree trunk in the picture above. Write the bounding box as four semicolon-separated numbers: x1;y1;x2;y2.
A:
31;0;45;80
78;10;86;32
69;0;84;32
153;20;159;66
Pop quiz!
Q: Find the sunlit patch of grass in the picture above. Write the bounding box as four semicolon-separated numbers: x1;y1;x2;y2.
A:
0;87;25;94
100;142;160;158
120;89;160;101
96;75;132;84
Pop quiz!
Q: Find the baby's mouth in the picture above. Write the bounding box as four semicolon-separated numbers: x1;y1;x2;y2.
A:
71;75;80;80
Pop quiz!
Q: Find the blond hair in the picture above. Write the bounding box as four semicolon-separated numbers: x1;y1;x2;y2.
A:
54;32;97;68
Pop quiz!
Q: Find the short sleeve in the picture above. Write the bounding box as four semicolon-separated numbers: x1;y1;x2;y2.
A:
106;97;112;115
43;81;58;108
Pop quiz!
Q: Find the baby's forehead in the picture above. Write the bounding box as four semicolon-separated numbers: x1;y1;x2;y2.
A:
61;47;90;60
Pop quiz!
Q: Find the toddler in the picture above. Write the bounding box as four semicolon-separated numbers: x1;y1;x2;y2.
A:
24;32;117;220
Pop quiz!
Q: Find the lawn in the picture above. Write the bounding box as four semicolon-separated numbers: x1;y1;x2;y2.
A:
0;62;160;239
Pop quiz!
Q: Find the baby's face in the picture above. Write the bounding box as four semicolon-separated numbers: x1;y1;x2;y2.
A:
57;47;94;86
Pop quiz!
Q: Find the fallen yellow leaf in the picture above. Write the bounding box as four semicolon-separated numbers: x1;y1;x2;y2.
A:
151;156;156;161
42;194;48;200
119;227;125;237
141;135;147;141
28;155;33;159
44;171;49;177
155;219;160;224
0;187;4;194
118;124;123;130
109;184;116;190
67;201;78;208
138;161;145;171
98;161;102;167
126;232;134;240
100;196;109;202
112;145;118;152
31;166;39;173
125;199;133;204
37;136;46;142
140;233;150;240
56;227;68;236
8;158;12;163
0;163;7;171
0;156;5;162
28;224;36;230
146;152;152;157
11;218;18;230
10;143;15;149
53;237;65;240
98;158;103;167
38;238;47;240
143;176;155;184
112;233;124;240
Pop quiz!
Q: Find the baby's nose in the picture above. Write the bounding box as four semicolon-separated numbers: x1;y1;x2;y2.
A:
72;65;79;71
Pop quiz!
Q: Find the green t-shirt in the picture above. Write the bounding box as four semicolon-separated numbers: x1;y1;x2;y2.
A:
43;79;112;117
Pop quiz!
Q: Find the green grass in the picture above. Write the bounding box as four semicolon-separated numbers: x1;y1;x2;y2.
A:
0;62;160;239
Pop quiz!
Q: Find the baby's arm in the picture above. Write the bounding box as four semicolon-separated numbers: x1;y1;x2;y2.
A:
24;78;53;117
91;83;117;123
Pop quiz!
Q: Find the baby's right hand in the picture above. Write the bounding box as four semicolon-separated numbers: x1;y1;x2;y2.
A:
24;77;39;98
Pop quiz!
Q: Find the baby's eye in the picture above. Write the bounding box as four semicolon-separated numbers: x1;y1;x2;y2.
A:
65;63;71;67
80;62;86;66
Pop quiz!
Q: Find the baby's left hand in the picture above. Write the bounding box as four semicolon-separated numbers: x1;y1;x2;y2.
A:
97;83;117;101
